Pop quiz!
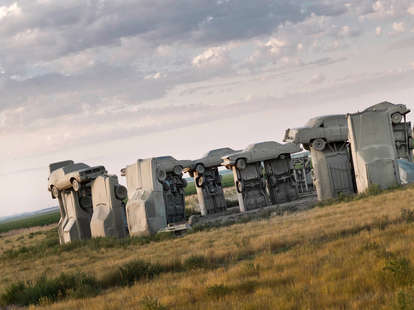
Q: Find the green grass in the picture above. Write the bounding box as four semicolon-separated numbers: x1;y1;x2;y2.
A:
184;173;234;195
0;212;61;234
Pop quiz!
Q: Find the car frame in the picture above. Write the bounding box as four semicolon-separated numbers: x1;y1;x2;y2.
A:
221;141;301;170
48;161;106;198
183;147;239;175
283;114;348;151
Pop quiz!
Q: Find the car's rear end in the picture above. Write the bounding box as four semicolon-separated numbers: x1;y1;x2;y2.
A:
78;166;106;183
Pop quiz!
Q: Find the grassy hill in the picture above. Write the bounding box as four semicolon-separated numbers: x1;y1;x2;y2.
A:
1;185;414;309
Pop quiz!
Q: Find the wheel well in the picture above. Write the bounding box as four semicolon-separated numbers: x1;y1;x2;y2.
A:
310;138;326;143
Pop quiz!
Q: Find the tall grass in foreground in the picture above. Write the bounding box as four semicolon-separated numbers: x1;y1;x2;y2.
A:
3;185;414;309
2;207;414;307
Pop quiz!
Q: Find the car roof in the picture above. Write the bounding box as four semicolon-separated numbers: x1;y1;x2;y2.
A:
305;114;346;128
363;101;410;115
62;163;90;174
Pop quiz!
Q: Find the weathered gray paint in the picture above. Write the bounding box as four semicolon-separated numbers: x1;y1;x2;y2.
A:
284;115;356;201
90;175;128;238
310;142;355;200
222;141;300;211
60;189;93;244
264;155;298;204
184;148;238;216
232;163;269;212
347;110;401;192
123;156;191;236
364;101;413;162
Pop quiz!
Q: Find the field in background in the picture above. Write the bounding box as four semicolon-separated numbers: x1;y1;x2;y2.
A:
0;174;236;234
0;212;60;234
1;185;414;309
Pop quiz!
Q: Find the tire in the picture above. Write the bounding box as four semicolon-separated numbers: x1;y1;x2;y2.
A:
173;165;183;176
115;185;127;200
51;186;59;199
236;158;247;170
236;180;244;193
71;179;81;192
157;169;167;181
311;138;326;151
195;163;205;174
195;176;204;188
391;112;402;124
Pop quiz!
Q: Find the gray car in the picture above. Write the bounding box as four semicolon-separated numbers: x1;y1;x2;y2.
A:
284;114;348;151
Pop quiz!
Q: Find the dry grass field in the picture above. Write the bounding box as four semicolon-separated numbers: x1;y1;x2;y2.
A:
2;186;414;309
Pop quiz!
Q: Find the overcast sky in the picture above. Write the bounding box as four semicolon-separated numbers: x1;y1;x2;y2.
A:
1;0;414;217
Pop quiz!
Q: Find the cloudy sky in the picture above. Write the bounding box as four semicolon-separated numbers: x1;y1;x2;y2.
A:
1;0;414;217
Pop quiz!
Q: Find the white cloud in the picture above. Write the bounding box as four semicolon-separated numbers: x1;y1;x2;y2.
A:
265;38;288;54
393;22;405;33
0;2;21;20
192;46;231;68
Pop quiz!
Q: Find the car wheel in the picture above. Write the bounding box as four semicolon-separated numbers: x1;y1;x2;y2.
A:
173;165;183;176
195;163;205;174
391;112;402;124
236;158;247;170
115;185;128;200
157;169;167;182
312;139;326;151
51;186;59;199
71;179;81;192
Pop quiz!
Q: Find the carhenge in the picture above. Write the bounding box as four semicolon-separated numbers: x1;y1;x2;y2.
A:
363;101;413;161
221;141;301;212
284;115;356;201
347;108;402;192
183;148;238;216
122;156;192;236
48;160;105;244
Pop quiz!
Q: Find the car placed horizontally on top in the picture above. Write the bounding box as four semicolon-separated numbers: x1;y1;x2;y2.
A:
221;141;301;170
48;160;107;198
183;147;238;176
283;114;348;151
363;101;410;124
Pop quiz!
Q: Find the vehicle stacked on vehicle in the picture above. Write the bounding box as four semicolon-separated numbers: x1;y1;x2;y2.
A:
48;101;414;243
